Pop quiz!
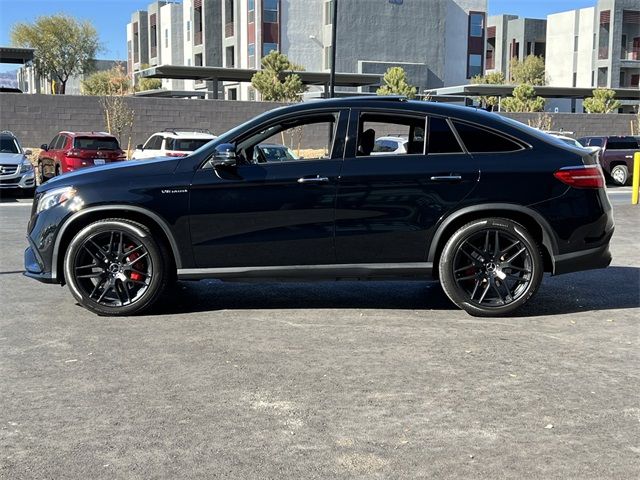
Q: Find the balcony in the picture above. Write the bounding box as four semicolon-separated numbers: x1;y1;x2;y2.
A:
225;22;235;38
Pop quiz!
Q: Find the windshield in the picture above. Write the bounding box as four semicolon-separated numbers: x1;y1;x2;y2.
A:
0;136;20;154
168;138;214;151
74;137;120;150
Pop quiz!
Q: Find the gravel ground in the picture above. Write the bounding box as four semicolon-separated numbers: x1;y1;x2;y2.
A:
0;199;638;479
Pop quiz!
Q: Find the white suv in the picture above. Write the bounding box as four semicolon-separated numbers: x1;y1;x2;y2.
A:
131;129;216;159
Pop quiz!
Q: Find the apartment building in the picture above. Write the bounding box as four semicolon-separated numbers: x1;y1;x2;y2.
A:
546;0;639;90
485;15;546;80
127;0;488;100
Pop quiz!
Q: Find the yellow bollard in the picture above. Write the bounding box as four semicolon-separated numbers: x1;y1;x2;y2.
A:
633;152;640;205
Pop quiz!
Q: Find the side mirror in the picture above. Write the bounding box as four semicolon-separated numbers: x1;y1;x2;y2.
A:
24;149;32;156
40;144;48;151
136;144;144;150
212;143;236;167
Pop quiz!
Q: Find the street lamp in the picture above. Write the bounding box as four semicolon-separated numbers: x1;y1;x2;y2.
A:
328;0;338;98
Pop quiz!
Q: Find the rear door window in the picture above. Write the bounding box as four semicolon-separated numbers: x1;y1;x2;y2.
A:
74;137;120;150
588;138;604;147
452;121;523;153
168;138;213;151
143;135;163;150
607;138;639;150
357;112;425;156
427;117;463;154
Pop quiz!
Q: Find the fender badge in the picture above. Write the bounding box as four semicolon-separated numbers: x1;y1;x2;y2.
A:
161;188;188;194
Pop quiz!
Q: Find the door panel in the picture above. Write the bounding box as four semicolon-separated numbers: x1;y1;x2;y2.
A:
188;109;348;268
335;110;479;263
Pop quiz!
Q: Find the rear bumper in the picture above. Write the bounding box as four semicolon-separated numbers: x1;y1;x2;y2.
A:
552;235;613;275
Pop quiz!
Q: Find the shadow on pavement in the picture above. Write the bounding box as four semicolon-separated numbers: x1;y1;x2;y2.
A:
149;266;640;317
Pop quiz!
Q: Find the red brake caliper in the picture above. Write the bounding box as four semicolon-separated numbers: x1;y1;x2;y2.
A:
126;245;142;281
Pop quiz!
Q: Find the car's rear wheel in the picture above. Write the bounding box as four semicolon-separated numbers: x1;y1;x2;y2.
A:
439;218;543;317
610;165;629;186
63;219;170;316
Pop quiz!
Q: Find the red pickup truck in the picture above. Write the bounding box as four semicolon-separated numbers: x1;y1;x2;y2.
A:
577;136;639;185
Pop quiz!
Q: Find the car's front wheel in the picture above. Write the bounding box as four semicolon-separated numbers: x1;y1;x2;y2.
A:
439;218;543;317
64;219;170;316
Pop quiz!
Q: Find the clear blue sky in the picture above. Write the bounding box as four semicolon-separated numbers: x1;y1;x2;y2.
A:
0;0;597;73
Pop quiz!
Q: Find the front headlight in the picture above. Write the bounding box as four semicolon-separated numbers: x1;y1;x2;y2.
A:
20;159;34;173
36;186;77;214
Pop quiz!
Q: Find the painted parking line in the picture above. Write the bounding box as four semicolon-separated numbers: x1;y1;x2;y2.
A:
0;202;33;207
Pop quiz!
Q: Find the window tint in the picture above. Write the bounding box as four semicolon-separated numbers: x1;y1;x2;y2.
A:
588;138;603;147
357;113;425;156
0;136;19;153
427;117;462;154
452;121;522;153
144;135;163;150
74;137;120;150
237;112;339;164
607;138;638;150
53;135;67;150
168;138;213;151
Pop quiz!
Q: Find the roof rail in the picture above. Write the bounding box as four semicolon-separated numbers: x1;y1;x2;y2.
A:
0;130;15;136
336;95;408;102
162;127;213;134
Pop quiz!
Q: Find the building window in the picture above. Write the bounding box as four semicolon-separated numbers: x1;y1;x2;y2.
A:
150;14;157;58
186;20;191;41
574;36;579;52
572;72;577;87
468;54;482;77
248;43;255;68
165;28;169;48
133;22;139;63
323;45;333;70
263;42;278;56
248;0;255;23
248;86;256;101
324;1;334;25
226;46;235;68
591;70;595;87
598;10;610;60
194;0;203;46
597;67;608;87
263;0;279;23
469;13;484;37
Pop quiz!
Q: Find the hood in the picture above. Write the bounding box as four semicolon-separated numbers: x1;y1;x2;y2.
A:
0;153;27;165
38;156;180;193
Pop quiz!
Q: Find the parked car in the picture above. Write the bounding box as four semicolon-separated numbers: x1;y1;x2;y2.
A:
0;130;35;195
577;135;639;185
38;131;126;181
252;144;299;163
372;136;408;155
24;97;613;317
131;129;216;159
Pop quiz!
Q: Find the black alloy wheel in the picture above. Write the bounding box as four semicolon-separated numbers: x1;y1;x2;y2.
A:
64;219;169;315
439;218;543;317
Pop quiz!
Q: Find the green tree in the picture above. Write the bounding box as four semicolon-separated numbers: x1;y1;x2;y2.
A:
470;71;505;109
377;67;417;99
502;84;545;112
11;14;101;94
135;64;162;91
82;64;131;96
583;88;622;114
509;55;546;86
251;51;306;102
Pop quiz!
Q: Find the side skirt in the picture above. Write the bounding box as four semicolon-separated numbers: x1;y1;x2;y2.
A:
177;262;433;282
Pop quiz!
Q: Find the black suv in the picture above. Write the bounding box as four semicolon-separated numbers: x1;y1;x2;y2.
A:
24;97;614;317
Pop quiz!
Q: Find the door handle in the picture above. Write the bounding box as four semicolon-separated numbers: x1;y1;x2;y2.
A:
298;175;330;184
430;175;462;182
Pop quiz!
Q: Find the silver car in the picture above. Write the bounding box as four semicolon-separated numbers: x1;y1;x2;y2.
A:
0;131;35;195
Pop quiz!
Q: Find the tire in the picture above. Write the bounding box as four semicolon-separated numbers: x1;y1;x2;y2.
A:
63;219;171;316
54;164;61;177
439;218;544;317
610;165;629;186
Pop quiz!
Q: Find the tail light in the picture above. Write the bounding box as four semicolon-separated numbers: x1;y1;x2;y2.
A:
66;149;81;158
554;165;605;189
166;152;188;157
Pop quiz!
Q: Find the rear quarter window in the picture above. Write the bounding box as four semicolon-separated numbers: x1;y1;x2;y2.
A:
606;138;639;150
168;138;213;151
452;121;523;153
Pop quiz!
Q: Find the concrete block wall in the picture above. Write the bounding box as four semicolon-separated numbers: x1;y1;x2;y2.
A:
0;93;288;148
1;94;637;150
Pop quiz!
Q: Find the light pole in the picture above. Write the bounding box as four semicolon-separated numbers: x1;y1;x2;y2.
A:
328;0;338;98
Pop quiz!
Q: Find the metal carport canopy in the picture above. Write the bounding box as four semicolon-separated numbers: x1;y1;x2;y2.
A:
425;84;640;100
139;65;382;88
0;47;34;64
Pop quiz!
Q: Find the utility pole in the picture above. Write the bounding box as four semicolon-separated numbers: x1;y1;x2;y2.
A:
328;0;338;98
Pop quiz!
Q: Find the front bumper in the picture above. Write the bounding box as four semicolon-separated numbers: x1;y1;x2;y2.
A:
0;170;35;189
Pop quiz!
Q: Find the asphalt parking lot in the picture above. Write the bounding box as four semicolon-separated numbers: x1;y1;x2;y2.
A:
1;188;638;479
